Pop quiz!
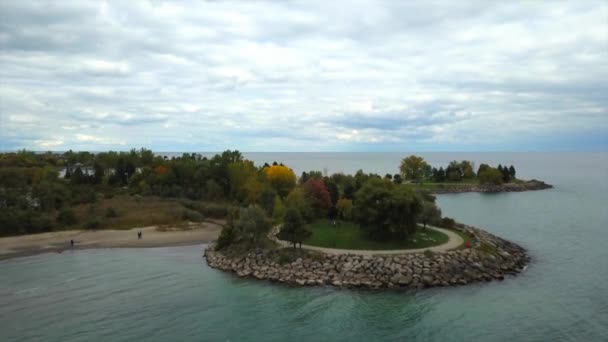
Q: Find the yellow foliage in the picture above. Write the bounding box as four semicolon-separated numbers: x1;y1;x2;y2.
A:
264;165;296;197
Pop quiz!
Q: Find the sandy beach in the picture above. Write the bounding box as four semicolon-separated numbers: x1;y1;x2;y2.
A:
0;221;224;260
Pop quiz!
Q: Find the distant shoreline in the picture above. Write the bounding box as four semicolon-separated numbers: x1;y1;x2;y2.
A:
426;179;553;194
0;223;223;261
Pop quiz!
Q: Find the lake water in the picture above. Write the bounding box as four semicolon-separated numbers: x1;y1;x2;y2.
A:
1;152;607;341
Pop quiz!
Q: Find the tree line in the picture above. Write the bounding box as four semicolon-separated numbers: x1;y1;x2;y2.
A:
399;155;517;185
1;150;447;248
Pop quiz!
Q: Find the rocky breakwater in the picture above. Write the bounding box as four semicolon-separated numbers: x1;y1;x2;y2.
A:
431;179;553;194
204;226;530;290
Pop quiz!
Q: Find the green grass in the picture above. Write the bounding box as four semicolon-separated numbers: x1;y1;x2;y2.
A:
302;220;449;250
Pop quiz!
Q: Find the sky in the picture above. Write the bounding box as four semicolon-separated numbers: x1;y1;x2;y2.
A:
0;1;607;152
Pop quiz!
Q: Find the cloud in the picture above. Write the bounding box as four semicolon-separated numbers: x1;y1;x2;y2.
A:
0;0;606;152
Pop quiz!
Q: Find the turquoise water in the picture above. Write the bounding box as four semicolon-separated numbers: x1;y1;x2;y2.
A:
1;153;607;341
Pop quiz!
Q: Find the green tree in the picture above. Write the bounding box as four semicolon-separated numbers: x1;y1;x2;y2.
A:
227;160;257;202
280;207;311;248
354;178;422;240
460;160;476;179
479;167;504;185
325;180;339;206
400;155;431;183
509;165;516;179
285;188;313;222
233;205;271;243
420;201;441;229
336;198;353;220
477;163;490;177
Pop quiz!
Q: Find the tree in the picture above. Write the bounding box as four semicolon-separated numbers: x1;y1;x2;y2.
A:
446;161;462;181
233;205;271;243
477;163;490;177
498;165;511;182
71;166;85;185
400;155;431;183
478;167;504;185
92;162;104;184
354;178;422;240
285;188;313;222
325;180;339;206
259;187;277;215
393;174;402;184
509;165;516;179
336;198;353;220
420;201;441;229
303;179;332;218
281;207;311;248
460;160;476;179
227;160;257;202
272;196;285;221
265;165;296;198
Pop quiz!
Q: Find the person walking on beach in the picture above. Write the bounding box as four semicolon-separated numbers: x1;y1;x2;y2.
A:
138;231;142;239
70;239;74;248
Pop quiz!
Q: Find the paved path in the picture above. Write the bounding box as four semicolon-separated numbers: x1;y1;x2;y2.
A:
270;225;463;255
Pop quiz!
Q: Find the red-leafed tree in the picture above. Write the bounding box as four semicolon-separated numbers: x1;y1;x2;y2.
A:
303;178;332;218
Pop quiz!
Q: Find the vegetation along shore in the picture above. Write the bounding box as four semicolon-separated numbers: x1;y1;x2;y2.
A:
1;150;546;290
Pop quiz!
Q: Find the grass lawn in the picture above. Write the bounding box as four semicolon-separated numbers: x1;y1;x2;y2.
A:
302;220;450;250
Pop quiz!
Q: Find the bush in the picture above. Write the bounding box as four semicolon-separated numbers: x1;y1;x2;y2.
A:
438;217;456;229
199;203;230;218
86;217;101;229
215;224;235;250
105;207;118;218
57;208;78;225
182;209;204;222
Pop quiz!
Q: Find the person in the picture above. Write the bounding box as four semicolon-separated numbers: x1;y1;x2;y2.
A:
138;231;142;239
70;239;74;248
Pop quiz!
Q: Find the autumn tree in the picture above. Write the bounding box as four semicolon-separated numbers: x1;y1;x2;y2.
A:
303;179;332;218
265;165;296;198
400;155;432;183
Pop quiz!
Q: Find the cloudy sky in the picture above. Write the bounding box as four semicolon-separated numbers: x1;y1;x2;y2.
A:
1;1;607;152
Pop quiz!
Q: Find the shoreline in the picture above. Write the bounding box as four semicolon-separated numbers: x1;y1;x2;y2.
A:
427;179;553;194
205;225;530;290
0;222;223;261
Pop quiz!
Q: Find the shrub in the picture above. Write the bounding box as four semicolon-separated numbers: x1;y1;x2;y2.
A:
438;217;456;229
182;208;204;222
215;224;235;250
86;217;101;229
57;208;78;225
105;207;118;218
424;249;435;258
200;203;230;218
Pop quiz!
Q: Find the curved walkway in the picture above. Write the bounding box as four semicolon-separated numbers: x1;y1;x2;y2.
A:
270;225;463;256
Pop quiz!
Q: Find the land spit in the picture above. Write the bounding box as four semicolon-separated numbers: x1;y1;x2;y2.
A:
205;225;530;290
429;179;553;194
